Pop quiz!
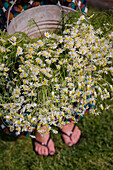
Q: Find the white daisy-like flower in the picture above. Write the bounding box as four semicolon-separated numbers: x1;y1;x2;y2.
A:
36;58;43;65
44;32;51;38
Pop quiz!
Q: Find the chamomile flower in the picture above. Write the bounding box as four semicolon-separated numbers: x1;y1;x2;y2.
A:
36;58;43;65
10;36;16;42
55;84;60;90
37;40;43;46
0;46;5;53
44;32;51;38
16;46;23;56
96;28;103;35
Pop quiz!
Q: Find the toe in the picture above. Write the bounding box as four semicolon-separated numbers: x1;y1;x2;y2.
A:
71;128;81;144
48;139;55;155
72;135;79;144
35;143;39;154
36;147;40;155
35;143;49;156
41;147;45;155
38;147;42;155
44;148;48;156
35;146;38;153
62;134;73;146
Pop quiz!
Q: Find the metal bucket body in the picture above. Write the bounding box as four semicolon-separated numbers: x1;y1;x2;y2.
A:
7;5;76;38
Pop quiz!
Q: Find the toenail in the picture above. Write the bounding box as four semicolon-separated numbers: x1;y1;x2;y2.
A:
68;142;71;146
50;151;54;154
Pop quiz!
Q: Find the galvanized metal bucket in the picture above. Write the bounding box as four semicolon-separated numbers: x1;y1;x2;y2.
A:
7;5;76;38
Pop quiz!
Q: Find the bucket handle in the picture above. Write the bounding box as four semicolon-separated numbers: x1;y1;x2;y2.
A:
7;0;17;32
57;0;82;32
58;0;82;12
75;0;82;12
7;0;36;33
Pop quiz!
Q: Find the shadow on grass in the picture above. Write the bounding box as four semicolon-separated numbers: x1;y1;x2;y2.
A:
0;128;18;141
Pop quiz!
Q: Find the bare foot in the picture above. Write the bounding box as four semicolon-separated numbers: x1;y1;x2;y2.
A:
34;130;55;156
61;122;81;146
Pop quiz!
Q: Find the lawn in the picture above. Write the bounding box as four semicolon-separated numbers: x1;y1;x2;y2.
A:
0;6;113;170
0;104;113;170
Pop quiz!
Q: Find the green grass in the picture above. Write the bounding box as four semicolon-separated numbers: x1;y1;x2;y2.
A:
0;105;113;170
0;6;113;170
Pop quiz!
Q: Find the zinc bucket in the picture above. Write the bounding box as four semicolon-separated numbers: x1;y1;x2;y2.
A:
7;5;76;38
